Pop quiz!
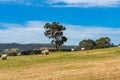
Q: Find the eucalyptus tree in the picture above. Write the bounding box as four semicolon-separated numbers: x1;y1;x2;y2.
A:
44;22;67;50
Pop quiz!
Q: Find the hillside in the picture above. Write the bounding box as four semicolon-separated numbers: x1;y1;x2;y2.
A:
0;47;120;80
0;43;77;52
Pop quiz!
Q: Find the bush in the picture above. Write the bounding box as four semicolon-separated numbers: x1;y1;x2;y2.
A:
8;52;17;56
34;50;42;54
48;48;57;52
21;51;31;55
21;50;42;55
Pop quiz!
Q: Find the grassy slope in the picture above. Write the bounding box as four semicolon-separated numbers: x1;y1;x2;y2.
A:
0;47;120;80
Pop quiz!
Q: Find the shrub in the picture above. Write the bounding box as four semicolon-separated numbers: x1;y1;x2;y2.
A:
21;51;30;55
21;50;42;55
48;48;57;52
34;50;42;54
8;52;17;56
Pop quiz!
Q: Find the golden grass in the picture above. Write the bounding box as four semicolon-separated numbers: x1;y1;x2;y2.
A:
0;47;120;80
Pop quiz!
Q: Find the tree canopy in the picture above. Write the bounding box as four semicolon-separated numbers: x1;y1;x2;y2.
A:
44;22;67;50
79;39;96;50
95;37;111;48
79;37;111;50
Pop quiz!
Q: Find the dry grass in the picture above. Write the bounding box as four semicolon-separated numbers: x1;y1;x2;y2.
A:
0;47;120;80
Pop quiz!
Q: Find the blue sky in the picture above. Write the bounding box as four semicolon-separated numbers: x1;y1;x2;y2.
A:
0;0;120;45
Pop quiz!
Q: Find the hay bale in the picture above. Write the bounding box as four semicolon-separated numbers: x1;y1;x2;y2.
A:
81;47;85;51
71;48;75;51
42;49;49;55
1;54;7;60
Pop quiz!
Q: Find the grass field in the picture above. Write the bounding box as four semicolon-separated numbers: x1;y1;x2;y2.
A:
0;47;120;80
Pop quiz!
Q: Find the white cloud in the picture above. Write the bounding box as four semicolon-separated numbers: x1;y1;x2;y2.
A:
0;21;50;44
0;21;120;45
65;25;120;45
0;0;17;2
0;0;120;7
0;0;24;3
46;0;120;7
0;0;32;6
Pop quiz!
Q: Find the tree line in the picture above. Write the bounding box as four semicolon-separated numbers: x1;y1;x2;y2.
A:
44;22;114;50
79;37;113;50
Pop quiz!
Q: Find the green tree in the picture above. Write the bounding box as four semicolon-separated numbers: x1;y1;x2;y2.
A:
95;37;111;48
44;22;67;50
79;39;96;50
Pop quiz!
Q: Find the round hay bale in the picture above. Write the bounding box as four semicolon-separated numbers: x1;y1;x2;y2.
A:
1;54;7;60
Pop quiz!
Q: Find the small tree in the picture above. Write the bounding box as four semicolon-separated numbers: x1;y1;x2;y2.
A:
95;37;111;48
44;22;67;50
79;39;96;50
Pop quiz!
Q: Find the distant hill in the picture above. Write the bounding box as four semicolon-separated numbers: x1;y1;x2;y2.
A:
0;43;79;52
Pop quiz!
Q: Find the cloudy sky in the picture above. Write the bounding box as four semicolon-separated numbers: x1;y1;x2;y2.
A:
0;0;120;45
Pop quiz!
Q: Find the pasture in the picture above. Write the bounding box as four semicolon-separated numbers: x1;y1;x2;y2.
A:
0;47;120;80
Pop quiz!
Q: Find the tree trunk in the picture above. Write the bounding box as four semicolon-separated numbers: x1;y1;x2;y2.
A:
55;44;59;51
